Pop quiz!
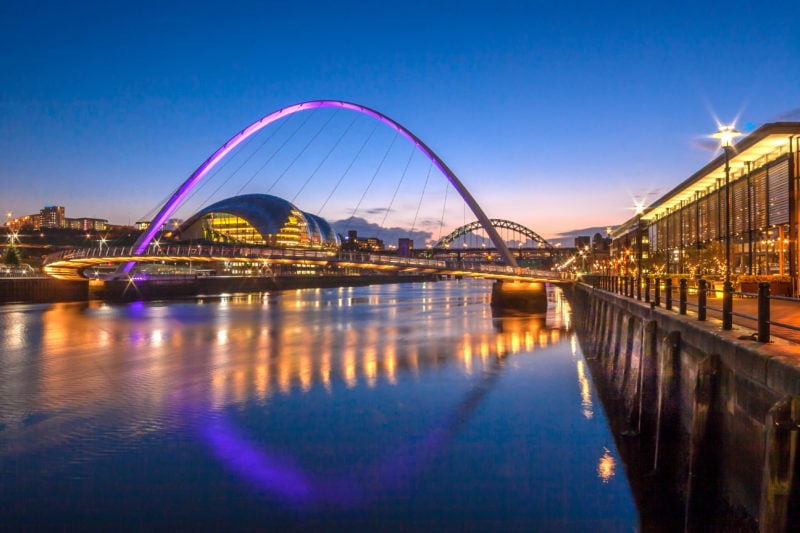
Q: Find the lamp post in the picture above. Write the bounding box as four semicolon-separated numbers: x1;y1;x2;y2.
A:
713;125;742;330
634;201;644;276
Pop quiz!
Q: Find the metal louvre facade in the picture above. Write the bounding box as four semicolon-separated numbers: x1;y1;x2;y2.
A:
610;123;800;291
648;154;795;276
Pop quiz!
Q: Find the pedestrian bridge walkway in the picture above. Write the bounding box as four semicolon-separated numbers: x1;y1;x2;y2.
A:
42;243;567;284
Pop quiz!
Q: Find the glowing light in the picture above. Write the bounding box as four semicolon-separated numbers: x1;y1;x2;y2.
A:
597;447;616;483
576;360;594;419
712;124;742;148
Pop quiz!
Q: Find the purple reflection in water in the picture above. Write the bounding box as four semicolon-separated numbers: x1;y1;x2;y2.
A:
204;417;314;504
204;359;503;509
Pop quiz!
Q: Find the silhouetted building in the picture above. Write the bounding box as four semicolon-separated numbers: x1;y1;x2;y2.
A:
574;236;590;250
342;230;385;252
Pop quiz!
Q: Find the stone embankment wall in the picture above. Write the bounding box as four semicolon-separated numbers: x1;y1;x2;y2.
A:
0;278;88;304
570;283;800;531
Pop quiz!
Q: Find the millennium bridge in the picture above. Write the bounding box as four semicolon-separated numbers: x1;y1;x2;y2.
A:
42;242;564;282
41;100;569;290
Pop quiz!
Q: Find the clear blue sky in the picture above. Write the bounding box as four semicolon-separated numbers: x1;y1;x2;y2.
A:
1;1;798;241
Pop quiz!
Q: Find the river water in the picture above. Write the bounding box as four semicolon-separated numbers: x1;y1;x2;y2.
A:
0;279;637;530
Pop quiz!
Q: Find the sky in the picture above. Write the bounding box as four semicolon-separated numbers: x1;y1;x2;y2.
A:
1;1;798;244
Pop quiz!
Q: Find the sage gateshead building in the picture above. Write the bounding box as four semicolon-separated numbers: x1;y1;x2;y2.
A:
177;193;340;251
611;122;800;293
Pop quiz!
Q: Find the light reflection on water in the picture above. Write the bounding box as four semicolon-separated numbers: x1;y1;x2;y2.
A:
0;279;637;529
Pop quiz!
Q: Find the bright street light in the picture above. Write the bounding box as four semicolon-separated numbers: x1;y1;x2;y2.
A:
713;124;742;330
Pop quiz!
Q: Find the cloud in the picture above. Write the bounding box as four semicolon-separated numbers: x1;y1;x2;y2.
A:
332;217;433;246
364;207;391;215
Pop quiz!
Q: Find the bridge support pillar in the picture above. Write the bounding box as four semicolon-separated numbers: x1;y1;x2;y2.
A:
490;280;548;314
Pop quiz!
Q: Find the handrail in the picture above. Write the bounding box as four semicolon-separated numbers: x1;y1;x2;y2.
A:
586;275;800;343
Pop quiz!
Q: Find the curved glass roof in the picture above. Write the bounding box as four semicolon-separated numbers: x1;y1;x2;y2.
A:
180;194;340;249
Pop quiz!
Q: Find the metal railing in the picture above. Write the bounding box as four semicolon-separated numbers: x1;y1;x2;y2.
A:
587;275;800;343
42;244;565;282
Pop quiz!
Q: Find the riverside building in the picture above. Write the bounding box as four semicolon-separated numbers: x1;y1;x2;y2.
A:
611;122;800;294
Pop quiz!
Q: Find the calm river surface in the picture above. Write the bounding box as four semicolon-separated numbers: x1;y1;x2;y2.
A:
1;279;637;530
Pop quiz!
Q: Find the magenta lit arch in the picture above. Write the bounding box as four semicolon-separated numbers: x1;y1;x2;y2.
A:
123;100;517;273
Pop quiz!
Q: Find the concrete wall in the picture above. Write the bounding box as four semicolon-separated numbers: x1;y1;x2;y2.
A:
0;278;88;304
570;283;800;531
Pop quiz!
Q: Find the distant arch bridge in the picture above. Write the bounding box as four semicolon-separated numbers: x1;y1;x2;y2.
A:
434;219;553;250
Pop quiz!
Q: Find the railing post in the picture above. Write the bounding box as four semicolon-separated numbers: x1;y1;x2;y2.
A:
654;277;661;307
679;278;687;315
758;281;770;343
665;278;672;311
636;276;642;300
698;279;707;321
723;280;733;330
623;276;629;297
645;277;651;303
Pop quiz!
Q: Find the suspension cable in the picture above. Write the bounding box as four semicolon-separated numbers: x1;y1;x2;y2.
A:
410;162;433;235
437;186;449;244
192;116;291;208
317;121;379;214
376;147;415;239
292;115;357;203
266;109;337;195
344;131;399;227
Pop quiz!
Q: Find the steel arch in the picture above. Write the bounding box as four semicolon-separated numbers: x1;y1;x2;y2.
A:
435;219;553;249
119;100;517;276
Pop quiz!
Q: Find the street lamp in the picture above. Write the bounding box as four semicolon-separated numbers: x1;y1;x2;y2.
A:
634;200;645;278
713;124;742;330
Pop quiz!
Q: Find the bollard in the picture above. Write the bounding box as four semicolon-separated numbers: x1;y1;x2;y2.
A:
665;278;673;311
722;281;733;330
679;279;687;315
645;277;651;303
654;278;661;307
758;281;770;343
698;279;707;321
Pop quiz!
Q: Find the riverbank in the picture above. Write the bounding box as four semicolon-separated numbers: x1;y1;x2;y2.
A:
568;282;800;531
0;273;440;304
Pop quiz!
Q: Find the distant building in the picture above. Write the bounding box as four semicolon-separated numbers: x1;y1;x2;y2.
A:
5;214;40;231
574;236;590;250
66;217;108;232
136;218;184;232
398;238;413;258
342;230;385;252
40;206;65;229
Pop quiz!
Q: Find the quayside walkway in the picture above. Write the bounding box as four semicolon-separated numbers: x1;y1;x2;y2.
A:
583;274;800;346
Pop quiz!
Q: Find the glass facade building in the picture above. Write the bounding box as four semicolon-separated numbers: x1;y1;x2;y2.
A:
611;123;800;290
179;194;340;251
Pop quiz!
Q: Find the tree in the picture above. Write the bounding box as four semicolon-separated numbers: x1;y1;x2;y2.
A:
3;245;21;265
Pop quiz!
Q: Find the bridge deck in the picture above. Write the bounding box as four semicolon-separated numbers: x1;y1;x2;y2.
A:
42;245;567;283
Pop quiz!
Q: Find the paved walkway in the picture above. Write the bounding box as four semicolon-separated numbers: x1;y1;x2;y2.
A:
608;288;800;345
